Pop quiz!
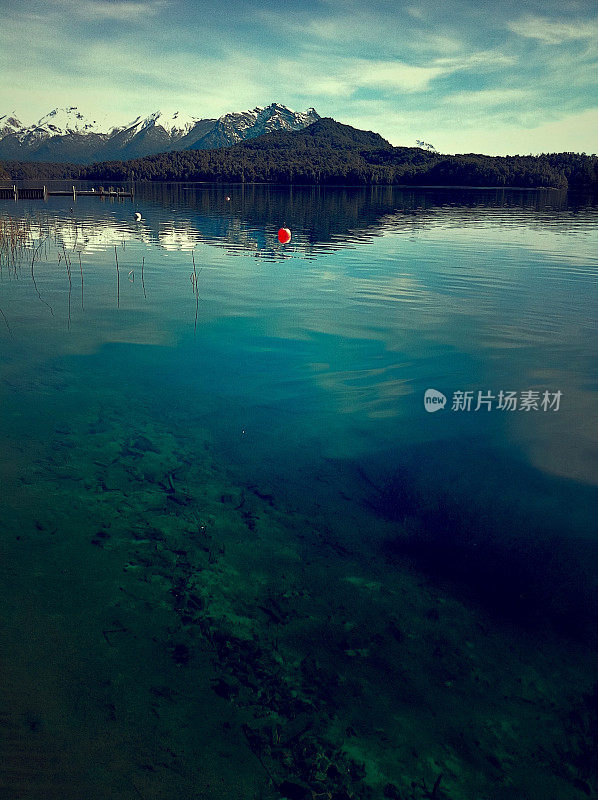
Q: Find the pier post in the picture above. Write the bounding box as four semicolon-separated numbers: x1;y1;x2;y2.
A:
13;185;17;202
73;185;76;202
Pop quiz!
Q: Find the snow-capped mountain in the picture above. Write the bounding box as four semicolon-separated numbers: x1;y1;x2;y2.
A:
129;110;199;136
34;107;111;136
0;113;25;137
0;104;320;163
189;104;320;150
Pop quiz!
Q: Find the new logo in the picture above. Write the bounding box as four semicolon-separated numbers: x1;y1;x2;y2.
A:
424;389;446;413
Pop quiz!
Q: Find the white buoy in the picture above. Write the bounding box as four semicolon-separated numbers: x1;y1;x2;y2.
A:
225;196;231;201
134;212;142;221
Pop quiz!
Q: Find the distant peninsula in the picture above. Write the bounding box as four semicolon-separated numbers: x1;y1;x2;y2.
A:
2;118;596;189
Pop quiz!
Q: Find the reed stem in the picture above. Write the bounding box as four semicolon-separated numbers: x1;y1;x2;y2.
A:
115;245;120;308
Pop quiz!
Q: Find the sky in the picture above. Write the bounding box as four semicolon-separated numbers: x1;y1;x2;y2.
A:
0;0;596;155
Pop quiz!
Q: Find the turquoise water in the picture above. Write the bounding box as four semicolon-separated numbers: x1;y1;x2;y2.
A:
1;185;597;799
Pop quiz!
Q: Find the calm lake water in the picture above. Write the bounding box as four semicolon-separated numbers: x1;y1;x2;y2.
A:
1;183;597;800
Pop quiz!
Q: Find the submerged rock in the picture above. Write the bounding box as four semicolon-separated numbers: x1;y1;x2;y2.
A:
277;779;310;800
130;434;158;453
170;642;190;666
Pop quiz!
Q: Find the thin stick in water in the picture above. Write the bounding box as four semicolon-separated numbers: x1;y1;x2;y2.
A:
79;251;84;309
0;306;12;338
192;250;199;332
115;245;120;308
64;244;72;330
30;237;54;316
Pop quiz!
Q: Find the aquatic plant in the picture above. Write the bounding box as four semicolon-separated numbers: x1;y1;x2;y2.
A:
0;214;31;269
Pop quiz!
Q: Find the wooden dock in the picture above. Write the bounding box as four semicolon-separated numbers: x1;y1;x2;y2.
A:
0;185;134;201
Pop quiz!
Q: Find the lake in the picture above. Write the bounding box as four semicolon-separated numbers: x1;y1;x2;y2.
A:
0;183;597;800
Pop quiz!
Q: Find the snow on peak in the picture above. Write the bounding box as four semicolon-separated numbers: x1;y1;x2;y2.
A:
123;110;199;134
1;104;318;141
153;110;198;133
0;111;24;135
33;107;110;136
0;103;321;161
218;103;318;123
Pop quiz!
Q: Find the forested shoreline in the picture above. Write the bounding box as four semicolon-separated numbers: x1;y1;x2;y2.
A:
1;119;596;189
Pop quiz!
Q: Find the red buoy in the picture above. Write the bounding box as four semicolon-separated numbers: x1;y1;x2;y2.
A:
278;227;291;244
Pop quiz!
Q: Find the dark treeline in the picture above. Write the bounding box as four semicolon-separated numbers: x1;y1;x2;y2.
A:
2;119;596;189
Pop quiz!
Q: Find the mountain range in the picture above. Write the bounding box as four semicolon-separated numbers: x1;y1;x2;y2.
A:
0;103;320;163
2;113;595;190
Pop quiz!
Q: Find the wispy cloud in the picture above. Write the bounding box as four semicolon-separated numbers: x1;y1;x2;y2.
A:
341;60;447;92
443;88;532;108
254;5;465;60
54;0;169;21
265;55;444;99
433;51;516;69
268;46;519;103
508;15;598;44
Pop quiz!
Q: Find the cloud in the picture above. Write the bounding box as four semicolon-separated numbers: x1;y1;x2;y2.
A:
254;5;465;60
266;54;447;99
350;60;447;91
270;46;516;102
508;15;598;44
443;88;532;108
433;51;516;69
405;6;425;21
56;0;169;20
